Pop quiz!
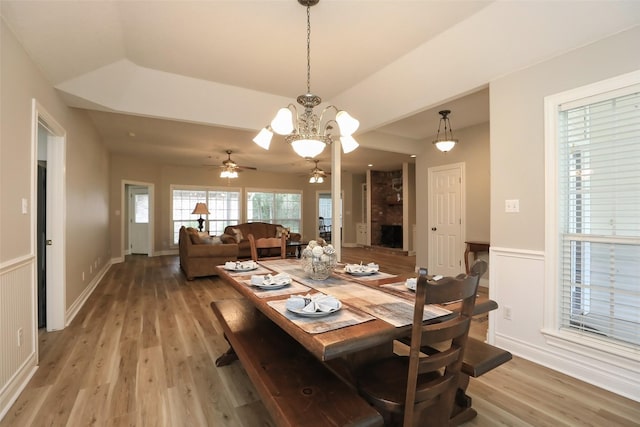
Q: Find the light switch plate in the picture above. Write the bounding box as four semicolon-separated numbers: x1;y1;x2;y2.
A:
21;198;28;214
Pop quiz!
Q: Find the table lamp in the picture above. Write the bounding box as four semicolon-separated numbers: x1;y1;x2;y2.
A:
192;203;210;232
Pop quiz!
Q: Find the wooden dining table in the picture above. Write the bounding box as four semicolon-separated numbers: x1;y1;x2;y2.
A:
215;258;497;372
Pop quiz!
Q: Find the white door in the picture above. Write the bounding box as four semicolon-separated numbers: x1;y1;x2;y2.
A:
428;163;465;277
129;186;149;254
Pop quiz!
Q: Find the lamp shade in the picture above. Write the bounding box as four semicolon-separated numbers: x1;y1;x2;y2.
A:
433;139;457;153
291;138;326;158
339;135;359;154
336;111;359;136
253;127;273;150
192;203;210;215
271;108;294;135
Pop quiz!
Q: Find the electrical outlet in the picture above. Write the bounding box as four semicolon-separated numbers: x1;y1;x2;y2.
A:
505;199;520;213
82;271;85;281
90;265;93;274
17;328;23;347
504;306;512;320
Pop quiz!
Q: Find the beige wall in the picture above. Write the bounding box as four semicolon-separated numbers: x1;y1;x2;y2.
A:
109;154;357;258
489;26;640;400
1;20;110;308
1;20;109;409
415;122;491;269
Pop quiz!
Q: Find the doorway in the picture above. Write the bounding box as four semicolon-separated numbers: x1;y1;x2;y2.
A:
33;100;66;332
121;180;154;259
427;163;466;277
318;192;332;243
127;185;150;254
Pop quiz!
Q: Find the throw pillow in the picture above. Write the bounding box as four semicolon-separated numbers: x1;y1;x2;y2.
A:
276;226;291;239
231;227;244;243
187;228;203;244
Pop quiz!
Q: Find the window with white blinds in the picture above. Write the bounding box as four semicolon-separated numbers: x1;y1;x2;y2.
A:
557;84;640;349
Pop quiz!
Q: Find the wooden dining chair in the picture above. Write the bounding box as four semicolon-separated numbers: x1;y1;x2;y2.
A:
248;233;287;261
356;268;481;427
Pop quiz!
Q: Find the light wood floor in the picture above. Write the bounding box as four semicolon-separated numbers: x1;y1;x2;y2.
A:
1;248;638;426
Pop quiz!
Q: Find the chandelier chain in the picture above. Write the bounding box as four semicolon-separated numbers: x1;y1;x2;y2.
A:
306;3;311;95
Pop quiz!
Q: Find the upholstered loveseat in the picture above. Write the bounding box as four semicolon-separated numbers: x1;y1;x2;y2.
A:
179;226;239;280
220;222;301;259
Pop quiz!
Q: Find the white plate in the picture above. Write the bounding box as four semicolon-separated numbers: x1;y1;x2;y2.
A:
347;270;378;276
287;301;342;317
253;281;290;290
224;263;258;272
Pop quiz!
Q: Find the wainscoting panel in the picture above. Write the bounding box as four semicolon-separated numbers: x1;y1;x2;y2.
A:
0;258;37;418
489;246;639;402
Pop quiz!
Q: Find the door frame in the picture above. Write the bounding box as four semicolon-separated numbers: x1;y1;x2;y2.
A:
127;185;150;255
121;180;154;259
316;190;343;244
32;99;66;332
427;162;466;275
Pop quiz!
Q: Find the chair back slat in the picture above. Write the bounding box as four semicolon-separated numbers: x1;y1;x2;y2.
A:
249;234;286;261
402;265;482;427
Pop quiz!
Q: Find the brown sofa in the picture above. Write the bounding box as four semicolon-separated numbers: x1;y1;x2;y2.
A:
179;226;239;280
220;222;301;259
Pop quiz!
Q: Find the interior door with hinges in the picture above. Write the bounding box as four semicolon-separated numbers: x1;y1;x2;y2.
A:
428;163;465;277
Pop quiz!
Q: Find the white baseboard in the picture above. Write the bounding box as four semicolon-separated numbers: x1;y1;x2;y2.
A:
65;262;111;326
0;353;37;422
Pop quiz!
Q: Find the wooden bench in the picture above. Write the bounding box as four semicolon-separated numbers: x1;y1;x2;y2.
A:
210;298;384;427
462;337;512;378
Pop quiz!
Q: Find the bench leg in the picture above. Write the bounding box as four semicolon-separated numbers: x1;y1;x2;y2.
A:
450;373;477;426
215;334;239;367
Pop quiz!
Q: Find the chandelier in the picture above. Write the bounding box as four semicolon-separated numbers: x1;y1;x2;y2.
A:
432;110;458;153
253;0;360;159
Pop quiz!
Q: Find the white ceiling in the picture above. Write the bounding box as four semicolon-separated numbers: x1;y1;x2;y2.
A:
2;0;638;175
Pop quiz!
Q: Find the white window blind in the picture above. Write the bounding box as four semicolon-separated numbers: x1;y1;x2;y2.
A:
558;85;640;349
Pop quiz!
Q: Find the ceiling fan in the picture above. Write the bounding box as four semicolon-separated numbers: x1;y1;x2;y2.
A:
219;150;256;178
308;160;330;184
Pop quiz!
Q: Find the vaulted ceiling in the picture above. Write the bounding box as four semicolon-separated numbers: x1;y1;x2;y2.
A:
2;1;638;174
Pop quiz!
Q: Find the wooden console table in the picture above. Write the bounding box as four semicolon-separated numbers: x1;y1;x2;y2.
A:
464;241;490;274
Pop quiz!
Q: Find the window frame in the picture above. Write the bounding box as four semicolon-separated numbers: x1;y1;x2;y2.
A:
245;188;303;233
543;69;640;363
170;184;242;245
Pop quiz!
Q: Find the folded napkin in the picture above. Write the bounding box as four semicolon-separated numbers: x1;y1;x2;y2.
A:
345;262;379;274
286;294;340;313
225;260;257;270
251;273;291;286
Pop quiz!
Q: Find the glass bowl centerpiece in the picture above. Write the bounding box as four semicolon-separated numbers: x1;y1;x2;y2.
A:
301;238;337;280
